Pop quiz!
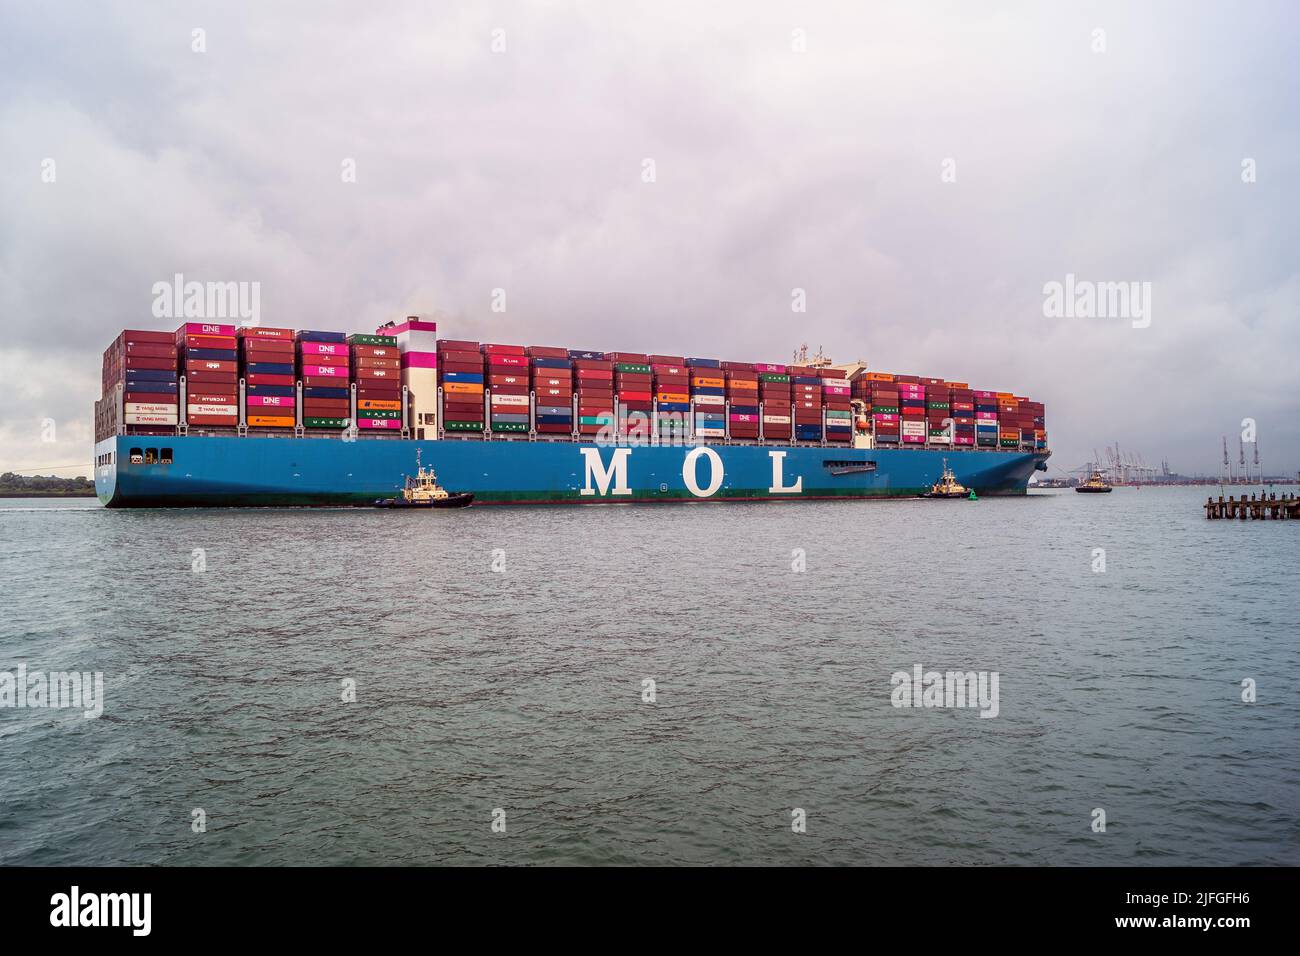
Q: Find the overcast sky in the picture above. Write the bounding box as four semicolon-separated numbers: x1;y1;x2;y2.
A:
1;1;1296;478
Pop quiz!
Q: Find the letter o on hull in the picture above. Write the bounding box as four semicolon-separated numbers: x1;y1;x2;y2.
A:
683;447;724;498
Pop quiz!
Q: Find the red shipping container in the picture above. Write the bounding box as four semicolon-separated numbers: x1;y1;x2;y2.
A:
491;384;529;397
648;354;686;365
440;361;483;374
533;376;571;388
122;356;178;372
489;373;529;387
526;346;569;359
124;343;178;359
302;375;349;388
186;334;237;350
238;326;295;341
302;400;350;414
124;393;178;406
355;368;398;381
608;352;649;363
355;356;400;370
536;423;572;433
242;338;295;355
573;359;613;370
120;329;176;345
439;350;481;365
245;373;296;386
186;370;239;385
352;344;400;359
577;368;614;381
482;344;526;356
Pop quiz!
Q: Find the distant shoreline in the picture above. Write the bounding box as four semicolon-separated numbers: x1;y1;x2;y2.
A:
0;491;99;498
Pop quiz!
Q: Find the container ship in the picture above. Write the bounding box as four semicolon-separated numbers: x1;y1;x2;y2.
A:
92;320;1049;507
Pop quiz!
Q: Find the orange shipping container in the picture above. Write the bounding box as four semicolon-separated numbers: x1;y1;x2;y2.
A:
657;392;689;403
691;376;724;388
247;415;296;427
444;381;483;395
358;399;402;411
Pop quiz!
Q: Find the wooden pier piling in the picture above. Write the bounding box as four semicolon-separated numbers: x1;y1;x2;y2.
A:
1204;492;1300;520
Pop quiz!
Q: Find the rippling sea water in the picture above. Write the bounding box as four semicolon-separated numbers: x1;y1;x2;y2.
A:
1;485;1296;866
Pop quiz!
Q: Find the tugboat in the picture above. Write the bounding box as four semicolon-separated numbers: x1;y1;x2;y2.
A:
1075;469;1113;494
925;459;971;499
373;452;474;508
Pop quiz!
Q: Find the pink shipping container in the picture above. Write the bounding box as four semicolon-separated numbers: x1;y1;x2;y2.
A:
247;395;296;407
358;417;402;430
178;322;236;337
301;341;348;356
730;414;758;424
902;434;925;444
302;364;346;377
754;363;787;373
401;353;437;369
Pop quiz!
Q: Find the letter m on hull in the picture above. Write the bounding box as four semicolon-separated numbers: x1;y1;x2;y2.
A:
579;447;631;496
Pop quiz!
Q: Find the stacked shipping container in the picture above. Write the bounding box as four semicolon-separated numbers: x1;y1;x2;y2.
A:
529;346;573;436
438;339;485;435
791;367;824;442
821;368;851;442
296;330;350;429
572;351;613;437
484;344;530;435
724;362;760;440
104;330;179;433
687;358;725;438
352;332;403;433
757;364;792;441
948;382;975;447
650;354;689;441
239;326;296;429
179;323;239;429
94;323;1050;453
609;352;652;441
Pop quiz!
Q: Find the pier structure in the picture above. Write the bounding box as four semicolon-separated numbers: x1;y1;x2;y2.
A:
1204;492;1300;520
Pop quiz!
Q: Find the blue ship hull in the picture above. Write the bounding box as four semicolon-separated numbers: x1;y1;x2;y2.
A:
94;435;1049;506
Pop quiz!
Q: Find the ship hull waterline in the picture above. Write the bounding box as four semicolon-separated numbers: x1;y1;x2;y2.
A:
95;435;1050;508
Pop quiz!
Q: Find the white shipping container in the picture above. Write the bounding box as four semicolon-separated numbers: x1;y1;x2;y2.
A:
126;402;179;415
928;435;952;444
490;394;529;407
762;415;792;424
901;420;927;436
695;426;725;437
187;404;238;418
124;413;178;425
693;395;725;406
396;331;438;352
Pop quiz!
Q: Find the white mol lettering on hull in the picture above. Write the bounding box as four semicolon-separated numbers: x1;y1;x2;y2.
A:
579;447;804;498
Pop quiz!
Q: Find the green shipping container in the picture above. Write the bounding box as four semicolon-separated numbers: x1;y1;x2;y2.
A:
926;401;950;410
579;415;611;426
357;408;402;419
615;363;652;374
825;409;852;420
491;422;528;432
303;417;348;428
759;373;791;383
348;333;398;346
872;405;900;414
444;421;483;431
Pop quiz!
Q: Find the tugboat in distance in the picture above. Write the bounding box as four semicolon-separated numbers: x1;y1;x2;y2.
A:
1075;469;1114;493
374;452;474;509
